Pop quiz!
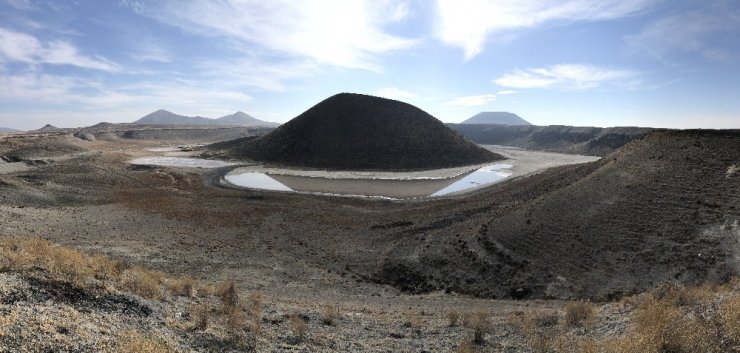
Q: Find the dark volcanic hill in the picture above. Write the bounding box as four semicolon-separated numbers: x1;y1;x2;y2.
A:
462;112;530;125
213;93;502;170
353;129;740;299
450;124;657;156
134;109;278;127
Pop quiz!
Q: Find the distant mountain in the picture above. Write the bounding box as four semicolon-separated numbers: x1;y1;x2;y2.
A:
36;124;61;132
134;109;278;127
462;112;531;125
216;111;279;127
0;127;20;132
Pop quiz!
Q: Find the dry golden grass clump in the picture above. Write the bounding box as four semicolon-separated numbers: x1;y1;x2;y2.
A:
462;311;490;343
564;301;596;327
117;331;177;353
289;314;309;341
167;275;198;297
321;305;339;326
454;340;479;353
446;310;460;327
215;280;240;313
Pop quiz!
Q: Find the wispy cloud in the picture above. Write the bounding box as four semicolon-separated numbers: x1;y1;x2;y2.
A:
0;71;251;112
494;64;639;90
375;87;418;101
435;0;656;59
496;90;517;95
0;27;119;71
132;0;417;72
445;93;496;106
625;7;740;62
2;0;35;10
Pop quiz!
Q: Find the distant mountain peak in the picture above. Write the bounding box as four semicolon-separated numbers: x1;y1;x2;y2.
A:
462;112;531;125
133;109;278;127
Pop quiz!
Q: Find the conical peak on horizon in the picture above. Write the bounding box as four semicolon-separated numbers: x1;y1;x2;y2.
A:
462;112;531;125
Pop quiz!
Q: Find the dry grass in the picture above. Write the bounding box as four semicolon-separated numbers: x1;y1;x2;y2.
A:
321;305;339;326
117;331;177;353
289;314;309;341
215;280;240;313
190;303;209;331
564;301;596;327
455;340;478;353
462;311;490;343
720;294;740;346
247;292;263;318
447;310;460;327
167;275;198;297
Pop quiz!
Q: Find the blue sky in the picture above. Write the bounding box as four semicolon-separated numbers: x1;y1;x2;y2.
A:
1;0;739;130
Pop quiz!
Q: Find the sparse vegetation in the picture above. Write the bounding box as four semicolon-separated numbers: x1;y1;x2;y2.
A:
463;311;490;343
447;310;460;326
564;301;596;327
117;331;176;353
289;314;309;342
321;305;339;326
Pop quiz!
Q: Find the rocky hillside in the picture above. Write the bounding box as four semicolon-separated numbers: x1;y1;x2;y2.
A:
450;124;657;155
461;112;530;125
212;93;502;171
356;130;740;299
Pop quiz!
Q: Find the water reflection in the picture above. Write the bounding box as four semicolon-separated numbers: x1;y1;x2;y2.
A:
430;164;512;196
130;157;235;169
224;173;292;191
225;163;513;198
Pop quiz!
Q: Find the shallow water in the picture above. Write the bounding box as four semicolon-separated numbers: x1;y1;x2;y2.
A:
430;163;513;196
224;173;292;191
224;163;514;198
130;157;235;169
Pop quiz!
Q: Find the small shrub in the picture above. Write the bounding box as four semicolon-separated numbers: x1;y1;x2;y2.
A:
518;309;559;334
447;310;460;326
564;301;596;327
168;275;197;297
289;314;308;341
121;266;163;300
455;340;478;353
216;280;240;313
190;303;209;331
463;311;490;343
247;292;263;318
322;305;339;326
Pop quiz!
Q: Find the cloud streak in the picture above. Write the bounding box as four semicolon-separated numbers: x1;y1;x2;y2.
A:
135;0;417;71
625;6;740;62
494;64;639;90
0;27;119;71
436;0;656;59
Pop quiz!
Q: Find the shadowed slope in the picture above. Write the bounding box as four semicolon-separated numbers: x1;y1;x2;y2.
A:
214;93;502;171
361;130;740;299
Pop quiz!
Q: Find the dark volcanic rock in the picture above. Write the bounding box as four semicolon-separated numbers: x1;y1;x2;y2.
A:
367;129;740;299
213;93;502;171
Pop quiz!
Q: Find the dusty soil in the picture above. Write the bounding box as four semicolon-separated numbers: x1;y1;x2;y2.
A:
0;128;738;351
